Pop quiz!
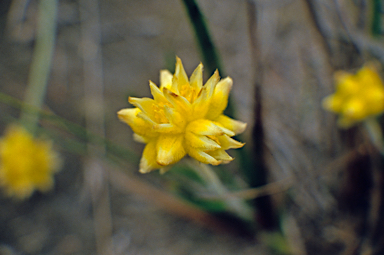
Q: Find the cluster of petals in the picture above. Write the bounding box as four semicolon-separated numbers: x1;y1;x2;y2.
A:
0;125;61;199
322;64;384;128
118;57;246;173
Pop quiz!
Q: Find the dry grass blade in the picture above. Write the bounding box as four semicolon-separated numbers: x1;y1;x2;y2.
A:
79;0;112;254
198;177;293;201
108;167;248;234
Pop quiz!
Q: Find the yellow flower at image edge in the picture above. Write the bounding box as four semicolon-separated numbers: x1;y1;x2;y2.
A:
322;64;384;128
118;57;246;173
0;125;61;199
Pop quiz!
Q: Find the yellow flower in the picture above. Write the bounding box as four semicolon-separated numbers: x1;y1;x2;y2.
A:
322;64;384;128
118;57;246;173
0;125;61;199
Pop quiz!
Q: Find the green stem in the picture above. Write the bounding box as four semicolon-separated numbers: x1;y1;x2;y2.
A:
181;0;222;75
20;0;58;133
187;159;253;221
372;0;382;36
181;0;234;123
364;118;384;153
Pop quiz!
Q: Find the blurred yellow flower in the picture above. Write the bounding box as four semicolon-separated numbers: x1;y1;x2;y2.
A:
0;125;61;199
322;64;384;128
118;57;246;173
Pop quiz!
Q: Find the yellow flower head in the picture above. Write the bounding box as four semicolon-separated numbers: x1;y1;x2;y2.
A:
0;125;61;199
322;64;384;128
118;57;246;173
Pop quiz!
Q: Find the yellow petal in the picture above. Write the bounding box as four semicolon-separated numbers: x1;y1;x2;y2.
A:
218;135;245;150
174;56;189;82
186;119;224;136
187;147;221;165
136;111;158;126
358;65;383;89
322;94;344;113
214;115;247;135
153;123;181;134
140;140;162;173
190;70;220;119
128;97;159;122
203;69;220;98
133;133;148;143
172;57;190;93
185;132;221;151
342;98;366;120
335;72;359;94
205;77;233;119
156;135;186;166
190;62;203;89
213;122;235;137
149;81;167;103
163;105;186;128
163;87;192;115
117;108;138;123
160;70;173;90
192;86;211;119
207;149;233;163
117;108;157;137
365;87;384;115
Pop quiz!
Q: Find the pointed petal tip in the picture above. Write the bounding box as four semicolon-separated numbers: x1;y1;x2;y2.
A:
175;56;183;69
117;108;138;121
188;148;222;165
238;122;247;134
211;150;234;162
156;158;168;166
217;125;235;137
212;69;220;79
185;132;221;151
128;96;137;105
222;76;233;87
149;80;157;87
139;168;150;174
237;141;245;149
211;160;222;166
220;155;234;164
116;108;126;117
160;70;173;89
139;159;155;173
133;133;147;143
186;119;224;136
194;62;203;72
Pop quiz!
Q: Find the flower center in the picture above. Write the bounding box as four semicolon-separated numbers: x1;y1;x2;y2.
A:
179;84;200;103
152;103;170;124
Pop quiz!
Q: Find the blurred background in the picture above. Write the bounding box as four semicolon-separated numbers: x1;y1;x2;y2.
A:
1;0;384;254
